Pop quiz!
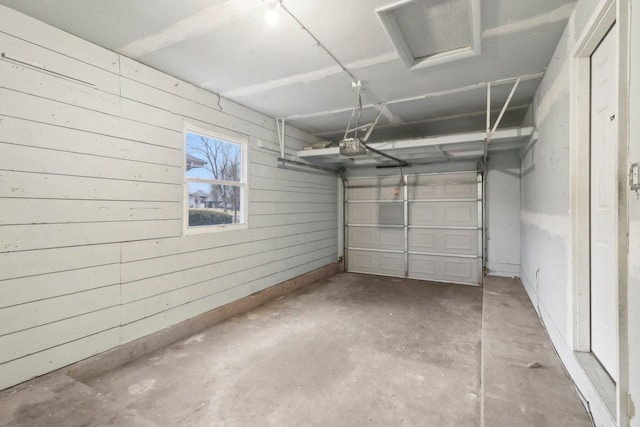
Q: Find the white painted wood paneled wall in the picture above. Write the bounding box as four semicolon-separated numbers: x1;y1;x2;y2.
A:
0;5;337;390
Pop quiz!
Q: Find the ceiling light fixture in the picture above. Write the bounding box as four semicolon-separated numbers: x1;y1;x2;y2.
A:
264;0;281;25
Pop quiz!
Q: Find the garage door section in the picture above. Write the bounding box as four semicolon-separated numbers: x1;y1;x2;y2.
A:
346;172;482;285
346;176;406;277
407;172;481;284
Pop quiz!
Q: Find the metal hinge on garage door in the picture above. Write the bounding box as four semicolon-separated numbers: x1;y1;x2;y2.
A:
345;171;483;286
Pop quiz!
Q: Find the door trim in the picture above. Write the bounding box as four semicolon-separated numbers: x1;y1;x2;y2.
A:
571;0;615;355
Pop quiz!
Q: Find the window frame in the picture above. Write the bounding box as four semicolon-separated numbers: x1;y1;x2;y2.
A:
183;124;249;235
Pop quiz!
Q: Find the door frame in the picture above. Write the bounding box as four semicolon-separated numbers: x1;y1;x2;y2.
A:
570;0;630;422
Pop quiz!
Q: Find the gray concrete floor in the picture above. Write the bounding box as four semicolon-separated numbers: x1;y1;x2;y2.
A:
482;276;593;427
0;273;592;426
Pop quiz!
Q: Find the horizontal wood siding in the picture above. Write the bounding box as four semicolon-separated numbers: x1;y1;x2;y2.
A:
0;5;338;390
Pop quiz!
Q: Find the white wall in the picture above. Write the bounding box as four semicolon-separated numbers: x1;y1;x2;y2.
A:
0;6;337;390
486;151;521;277
520;0;637;425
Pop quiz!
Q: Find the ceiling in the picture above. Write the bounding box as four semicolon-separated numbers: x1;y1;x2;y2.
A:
0;0;574;145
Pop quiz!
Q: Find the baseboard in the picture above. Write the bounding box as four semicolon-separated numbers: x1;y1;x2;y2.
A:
67;262;339;382
486;262;520;278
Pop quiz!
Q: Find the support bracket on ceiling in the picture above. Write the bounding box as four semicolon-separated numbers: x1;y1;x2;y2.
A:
275;117;286;158
434;145;448;161
362;103;386;143
486;82;491;146
483;76;521;163
274;117;337;175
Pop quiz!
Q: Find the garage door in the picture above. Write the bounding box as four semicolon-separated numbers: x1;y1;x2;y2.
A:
346;171;482;285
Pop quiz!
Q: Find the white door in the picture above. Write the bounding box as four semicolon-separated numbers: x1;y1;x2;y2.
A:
346;172;482;285
590;24;618;380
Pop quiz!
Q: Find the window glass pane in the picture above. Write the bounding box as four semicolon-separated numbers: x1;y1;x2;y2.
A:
185;132;242;182
188;182;243;226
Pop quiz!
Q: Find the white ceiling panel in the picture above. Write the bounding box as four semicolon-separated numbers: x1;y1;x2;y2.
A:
481;0;575;29
0;0;575;148
0;0;227;51
408;108;528;137
353;21;567;103
290;108;391;136
230;72;357;119
138;13;338;94
280;0;401;63
385;78;540;121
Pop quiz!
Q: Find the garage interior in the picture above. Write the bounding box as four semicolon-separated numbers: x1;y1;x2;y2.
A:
0;0;638;426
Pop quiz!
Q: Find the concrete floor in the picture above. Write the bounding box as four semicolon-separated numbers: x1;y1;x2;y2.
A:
0;273;592;426
482;277;593;426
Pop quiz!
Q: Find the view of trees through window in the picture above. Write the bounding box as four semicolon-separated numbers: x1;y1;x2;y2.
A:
185;131;244;227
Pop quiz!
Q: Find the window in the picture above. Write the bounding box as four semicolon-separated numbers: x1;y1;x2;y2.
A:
184;127;247;232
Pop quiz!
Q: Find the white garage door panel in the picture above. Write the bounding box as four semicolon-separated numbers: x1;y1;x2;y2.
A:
408;173;477;199
408;255;436;276
408;254;479;284
348;202;403;225
348;249;405;277
347;185;402;201
348;176;401;187
409;201;477;227
409;182;477;200
348;227;404;251
347;177;403;201
408;229;478;256
407;172;477;186
346;172;482;285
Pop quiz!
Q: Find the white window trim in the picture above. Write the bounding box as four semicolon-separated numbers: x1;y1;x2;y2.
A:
183;124;249;235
